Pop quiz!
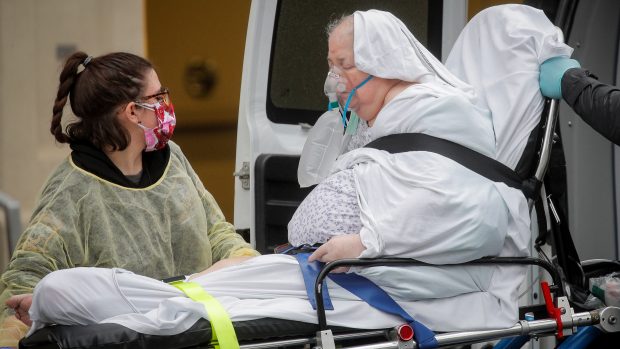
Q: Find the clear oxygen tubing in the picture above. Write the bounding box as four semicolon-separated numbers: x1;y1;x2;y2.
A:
325;68;373;128
324;70;370;153
341;74;373;128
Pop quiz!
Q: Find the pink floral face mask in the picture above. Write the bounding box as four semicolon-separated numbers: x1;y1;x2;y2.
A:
136;100;176;152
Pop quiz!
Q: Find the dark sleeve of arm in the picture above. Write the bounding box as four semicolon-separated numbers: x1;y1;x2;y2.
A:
562;67;620;145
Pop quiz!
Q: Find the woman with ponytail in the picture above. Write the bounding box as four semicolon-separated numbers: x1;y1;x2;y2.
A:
0;52;258;345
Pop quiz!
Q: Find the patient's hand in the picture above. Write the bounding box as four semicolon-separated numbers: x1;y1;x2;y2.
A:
6;293;33;326
308;234;366;272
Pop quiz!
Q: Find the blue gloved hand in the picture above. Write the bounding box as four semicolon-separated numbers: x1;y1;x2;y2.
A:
539;56;581;99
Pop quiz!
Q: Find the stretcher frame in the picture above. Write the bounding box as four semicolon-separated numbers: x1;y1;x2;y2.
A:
306;258;620;349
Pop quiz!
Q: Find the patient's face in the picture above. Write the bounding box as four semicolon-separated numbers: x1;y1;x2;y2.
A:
327;21;386;126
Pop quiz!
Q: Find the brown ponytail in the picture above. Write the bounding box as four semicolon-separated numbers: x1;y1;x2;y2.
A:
51;51;153;150
51;52;88;143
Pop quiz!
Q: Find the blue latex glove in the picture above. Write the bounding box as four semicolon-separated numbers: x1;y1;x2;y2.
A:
539;56;581;99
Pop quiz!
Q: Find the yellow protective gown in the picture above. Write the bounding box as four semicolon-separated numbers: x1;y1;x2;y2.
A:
0;141;257;344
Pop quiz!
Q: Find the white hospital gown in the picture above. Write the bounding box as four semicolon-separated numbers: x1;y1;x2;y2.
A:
344;120;373;152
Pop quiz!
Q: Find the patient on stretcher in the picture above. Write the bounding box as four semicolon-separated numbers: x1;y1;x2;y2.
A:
9;5;574;339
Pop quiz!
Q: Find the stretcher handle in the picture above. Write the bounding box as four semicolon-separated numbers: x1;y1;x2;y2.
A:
533;98;559;184
533;24;563;185
531;28;565;194
314;256;562;331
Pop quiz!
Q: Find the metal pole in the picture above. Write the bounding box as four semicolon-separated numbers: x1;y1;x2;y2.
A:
344;310;599;349
0;191;21;253
238;310;602;349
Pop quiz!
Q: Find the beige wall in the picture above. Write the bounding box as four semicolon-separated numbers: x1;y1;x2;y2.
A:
0;0;144;269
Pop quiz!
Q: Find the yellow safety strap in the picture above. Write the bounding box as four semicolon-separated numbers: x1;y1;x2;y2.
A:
170;281;239;349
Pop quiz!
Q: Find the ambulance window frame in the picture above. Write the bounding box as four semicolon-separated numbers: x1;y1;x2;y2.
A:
265;0;443;126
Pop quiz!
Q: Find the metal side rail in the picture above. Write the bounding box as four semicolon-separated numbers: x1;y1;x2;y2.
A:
314;257;564;330
236;307;619;349
426;307;618;349
309;257;567;349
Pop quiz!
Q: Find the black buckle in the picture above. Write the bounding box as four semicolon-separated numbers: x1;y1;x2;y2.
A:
274;242;322;255
161;275;186;283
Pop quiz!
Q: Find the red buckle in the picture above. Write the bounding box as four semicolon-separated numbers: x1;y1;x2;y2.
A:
541;281;564;339
397;324;414;341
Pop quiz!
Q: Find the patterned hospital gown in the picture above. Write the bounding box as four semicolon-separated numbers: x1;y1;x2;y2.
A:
288;121;372;245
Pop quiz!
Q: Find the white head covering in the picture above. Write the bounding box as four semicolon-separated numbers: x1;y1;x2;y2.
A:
352;9;476;103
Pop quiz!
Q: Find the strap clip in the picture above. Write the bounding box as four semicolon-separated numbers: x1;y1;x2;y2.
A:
541;281;574;339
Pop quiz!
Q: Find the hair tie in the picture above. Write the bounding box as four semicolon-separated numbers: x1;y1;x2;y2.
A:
82;56;93;67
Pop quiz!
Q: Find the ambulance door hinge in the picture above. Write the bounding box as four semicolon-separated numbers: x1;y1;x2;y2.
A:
234;162;250;190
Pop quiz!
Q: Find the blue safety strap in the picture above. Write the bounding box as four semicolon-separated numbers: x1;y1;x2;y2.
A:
329;273;438;349
295;253;438;349
556;326;603;349
294;253;334;310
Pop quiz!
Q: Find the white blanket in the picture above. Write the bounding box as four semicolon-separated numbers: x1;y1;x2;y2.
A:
29;257;518;336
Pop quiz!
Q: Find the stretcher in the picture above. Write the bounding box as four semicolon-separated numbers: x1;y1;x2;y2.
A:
17;4;620;349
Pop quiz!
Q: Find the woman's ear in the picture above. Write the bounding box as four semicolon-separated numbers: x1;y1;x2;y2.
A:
119;102;140;124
